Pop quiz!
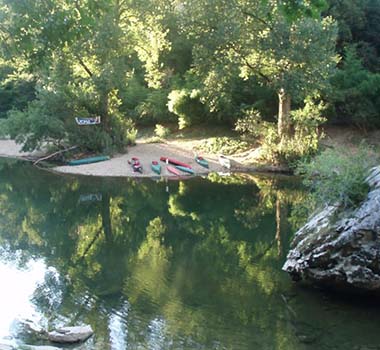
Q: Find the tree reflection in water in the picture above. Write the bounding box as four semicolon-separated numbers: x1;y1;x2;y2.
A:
1;159;380;350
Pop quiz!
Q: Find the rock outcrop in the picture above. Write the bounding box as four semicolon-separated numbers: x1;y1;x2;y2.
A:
47;325;93;344
283;166;380;293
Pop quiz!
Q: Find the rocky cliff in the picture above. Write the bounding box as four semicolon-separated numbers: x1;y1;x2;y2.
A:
283;166;380;292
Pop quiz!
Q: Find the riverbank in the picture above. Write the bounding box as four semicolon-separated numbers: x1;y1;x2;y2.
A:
1;125;377;178
0;139;239;177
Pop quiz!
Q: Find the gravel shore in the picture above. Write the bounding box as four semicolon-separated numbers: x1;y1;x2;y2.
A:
0;140;225;177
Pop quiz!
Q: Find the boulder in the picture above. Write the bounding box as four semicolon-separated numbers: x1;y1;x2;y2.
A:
47;325;93;344
283;166;380;293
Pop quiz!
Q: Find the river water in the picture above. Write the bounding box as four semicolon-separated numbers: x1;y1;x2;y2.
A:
0;159;380;350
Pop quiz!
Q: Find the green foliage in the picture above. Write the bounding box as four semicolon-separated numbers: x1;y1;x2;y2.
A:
196;137;249;155
330;47;380;128
135;89;176;125
235;108;271;139
168;88;207;129
0;64;35;119
236;98;326;163
154;124;170;139
278;98;326;161
296;144;379;209
4;92;67;151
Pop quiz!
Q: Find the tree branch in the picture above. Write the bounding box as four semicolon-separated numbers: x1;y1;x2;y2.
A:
76;56;93;77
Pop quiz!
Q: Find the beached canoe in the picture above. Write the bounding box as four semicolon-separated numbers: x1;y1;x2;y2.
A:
175;165;194;175
68;155;110;166
167;165;182;176
151;160;161;175
195;156;209;168
130;157;143;173
160;157;192;169
218;155;231;169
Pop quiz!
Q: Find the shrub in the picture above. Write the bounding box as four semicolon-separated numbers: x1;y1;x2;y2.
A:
235;108;269;139
154;124;170;138
135;89;176;124
196;137;249;155
235;98;326;164
168;88;207;129
296;144;379;210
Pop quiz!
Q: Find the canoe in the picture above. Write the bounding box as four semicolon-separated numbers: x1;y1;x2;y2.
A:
151;160;161;175
218;155;231;169
195;156;209;168
160;157;192;169
68;155;110;166
130;157;143;173
167;165;182;176
175;165;194;175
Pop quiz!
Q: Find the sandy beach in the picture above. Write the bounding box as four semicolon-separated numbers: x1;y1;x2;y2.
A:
0;139;228;177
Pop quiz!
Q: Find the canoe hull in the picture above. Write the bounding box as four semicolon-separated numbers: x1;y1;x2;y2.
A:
175;165;194;175
160;157;192;169
68;156;110;166
167;165;182;176
151;163;161;175
218;155;231;169
195;156;209;168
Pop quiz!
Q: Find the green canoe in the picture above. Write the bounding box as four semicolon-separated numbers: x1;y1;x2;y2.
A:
151;161;161;175
175;165;194;175
68;155;110;166
195;156;209;168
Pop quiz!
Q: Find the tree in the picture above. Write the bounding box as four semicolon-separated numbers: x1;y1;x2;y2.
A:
0;0;170;151
181;0;338;143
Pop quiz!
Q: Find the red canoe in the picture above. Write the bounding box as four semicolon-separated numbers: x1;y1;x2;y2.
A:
167;165;182;176
160;157;192;169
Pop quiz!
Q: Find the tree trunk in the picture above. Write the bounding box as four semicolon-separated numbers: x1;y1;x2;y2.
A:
100;90;110;132
101;193;113;243
278;88;291;142
275;192;288;257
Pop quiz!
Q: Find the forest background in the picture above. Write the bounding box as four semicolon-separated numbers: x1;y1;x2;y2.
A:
0;0;379;164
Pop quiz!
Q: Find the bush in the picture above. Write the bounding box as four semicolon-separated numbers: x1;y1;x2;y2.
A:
235;108;269;139
135;89;176;125
296;144;379;209
168;88;207;129
235;98;326;164
196;137;249;155
154;124;171;138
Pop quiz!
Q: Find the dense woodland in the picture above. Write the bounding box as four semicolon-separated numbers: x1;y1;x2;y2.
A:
0;0;379;161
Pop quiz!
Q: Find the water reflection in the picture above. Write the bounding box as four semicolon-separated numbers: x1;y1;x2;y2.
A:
0;159;379;349
0;258;45;338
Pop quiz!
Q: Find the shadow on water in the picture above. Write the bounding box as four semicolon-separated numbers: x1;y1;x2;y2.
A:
0;159;379;349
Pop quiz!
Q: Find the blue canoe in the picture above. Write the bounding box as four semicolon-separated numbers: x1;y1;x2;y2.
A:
175;165;195;175
68;155;110;166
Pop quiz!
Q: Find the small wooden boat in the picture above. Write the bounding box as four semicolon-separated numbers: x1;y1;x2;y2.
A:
195;155;209;168
160;156;192;169
167;165;182;176
151;160;161;175
68;155;110;166
175;165;194;175
218;155;231;169
129;157;143;173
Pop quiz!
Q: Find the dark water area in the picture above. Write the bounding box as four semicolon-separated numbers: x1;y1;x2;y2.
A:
0;159;380;349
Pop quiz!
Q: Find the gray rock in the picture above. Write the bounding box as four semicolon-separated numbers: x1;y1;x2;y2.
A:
47;325;93;344
283;166;380;292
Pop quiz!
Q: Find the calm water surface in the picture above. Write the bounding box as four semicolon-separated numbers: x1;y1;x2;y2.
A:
0;159;380;350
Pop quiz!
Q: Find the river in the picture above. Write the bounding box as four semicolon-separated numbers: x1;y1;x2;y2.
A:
0;159;379;349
